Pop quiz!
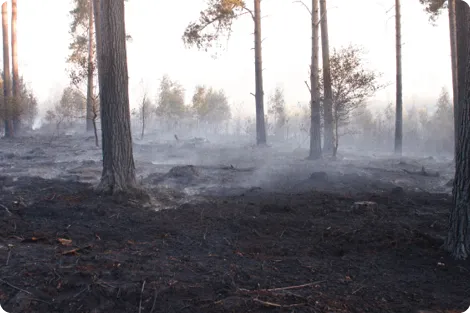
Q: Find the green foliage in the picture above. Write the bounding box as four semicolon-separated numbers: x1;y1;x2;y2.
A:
0;73;38;129
320;45;384;127
67;0;95;87
191;85;231;122
156;75;186;119
418;0;447;21
45;87;86;125
182;0;251;50
267;87;287;131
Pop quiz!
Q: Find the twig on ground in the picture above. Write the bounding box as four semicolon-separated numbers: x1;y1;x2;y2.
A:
253;298;305;308
0;278;32;295
149;289;158;313
5;249;11;266
138;280;146;313
239;280;325;294
352;285;365;295
73;286;89;298
0;204;12;216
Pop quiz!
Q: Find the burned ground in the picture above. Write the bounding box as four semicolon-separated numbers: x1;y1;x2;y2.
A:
0;134;466;313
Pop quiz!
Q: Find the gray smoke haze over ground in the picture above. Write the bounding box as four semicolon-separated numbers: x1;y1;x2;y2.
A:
0;116;454;212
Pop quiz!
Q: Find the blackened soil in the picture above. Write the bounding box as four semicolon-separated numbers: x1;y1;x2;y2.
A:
0;176;467;313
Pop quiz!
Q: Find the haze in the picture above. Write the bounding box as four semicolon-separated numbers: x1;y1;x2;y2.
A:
13;0;451;117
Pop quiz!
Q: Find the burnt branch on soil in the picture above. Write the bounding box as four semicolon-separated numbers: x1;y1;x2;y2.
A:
253;298;306;308
403;166;439;177
0;278;33;295
239;280;325;293
0;204;12;216
138;280;146;313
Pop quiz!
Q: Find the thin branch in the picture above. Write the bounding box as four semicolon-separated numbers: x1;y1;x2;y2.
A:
293;0;311;15
0;279;33;295
138;280;146;313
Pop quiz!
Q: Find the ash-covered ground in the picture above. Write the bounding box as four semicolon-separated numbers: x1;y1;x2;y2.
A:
0;131;466;313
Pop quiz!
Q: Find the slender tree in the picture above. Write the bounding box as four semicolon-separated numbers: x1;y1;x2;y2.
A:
253;0;266;144
446;0;470;260
95;0;137;194
11;0;19;133
394;0;403;155
86;0;95;131
319;0;334;154
309;0;322;159
448;0;457;154
2;2;12;137
183;0;267;145
419;0;458;154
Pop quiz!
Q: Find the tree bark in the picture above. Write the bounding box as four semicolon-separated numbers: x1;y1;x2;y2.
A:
445;0;470;260
95;0;137;194
394;0;403;155
309;0;322;159
319;0;334;154
93;0;101;80
11;0;19;133
2;2;12;137
448;0;458;156
254;0;267;145
86;0;94;132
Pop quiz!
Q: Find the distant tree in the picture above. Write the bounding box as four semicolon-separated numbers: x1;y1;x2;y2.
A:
2;2;12;137
11;0;19;132
156;75;186;120
192;85;231;124
267;87;287;139
419;0;457;152
395;0;403;155
301;0;322;159
320;45;383;157
17;78;38;129
95;0;138;194
132;91;151;140
319;0;334;154
183;0;267;145
68;0;97;132
44;87;85;131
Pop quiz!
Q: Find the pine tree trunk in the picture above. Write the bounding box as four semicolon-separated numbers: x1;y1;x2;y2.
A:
86;0;94;132
319;0;334;154
254;0;266;145
93;0;101;79
309;0;322;159
2;2;12;138
11;0;19;133
394;0;403;155
445;0;470;260
448;0;458;156
95;0;137;194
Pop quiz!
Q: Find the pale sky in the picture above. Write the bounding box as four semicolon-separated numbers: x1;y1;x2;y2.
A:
11;0;452;116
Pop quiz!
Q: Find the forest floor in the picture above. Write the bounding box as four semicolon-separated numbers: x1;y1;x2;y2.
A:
0;132;467;313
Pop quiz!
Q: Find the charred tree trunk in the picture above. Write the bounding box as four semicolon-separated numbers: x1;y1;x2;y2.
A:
254;0;267;145
319;0;334;154
11;0;19;133
2;2;12;138
95;0;137;194
308;0;322;159
86;0;95;132
448;0;458;155
445;0;470;260
394;0;403;155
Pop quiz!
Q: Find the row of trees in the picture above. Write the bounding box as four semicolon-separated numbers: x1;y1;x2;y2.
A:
0;0;38;136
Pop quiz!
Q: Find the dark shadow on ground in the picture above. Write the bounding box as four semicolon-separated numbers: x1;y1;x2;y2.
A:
0;175;467;313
